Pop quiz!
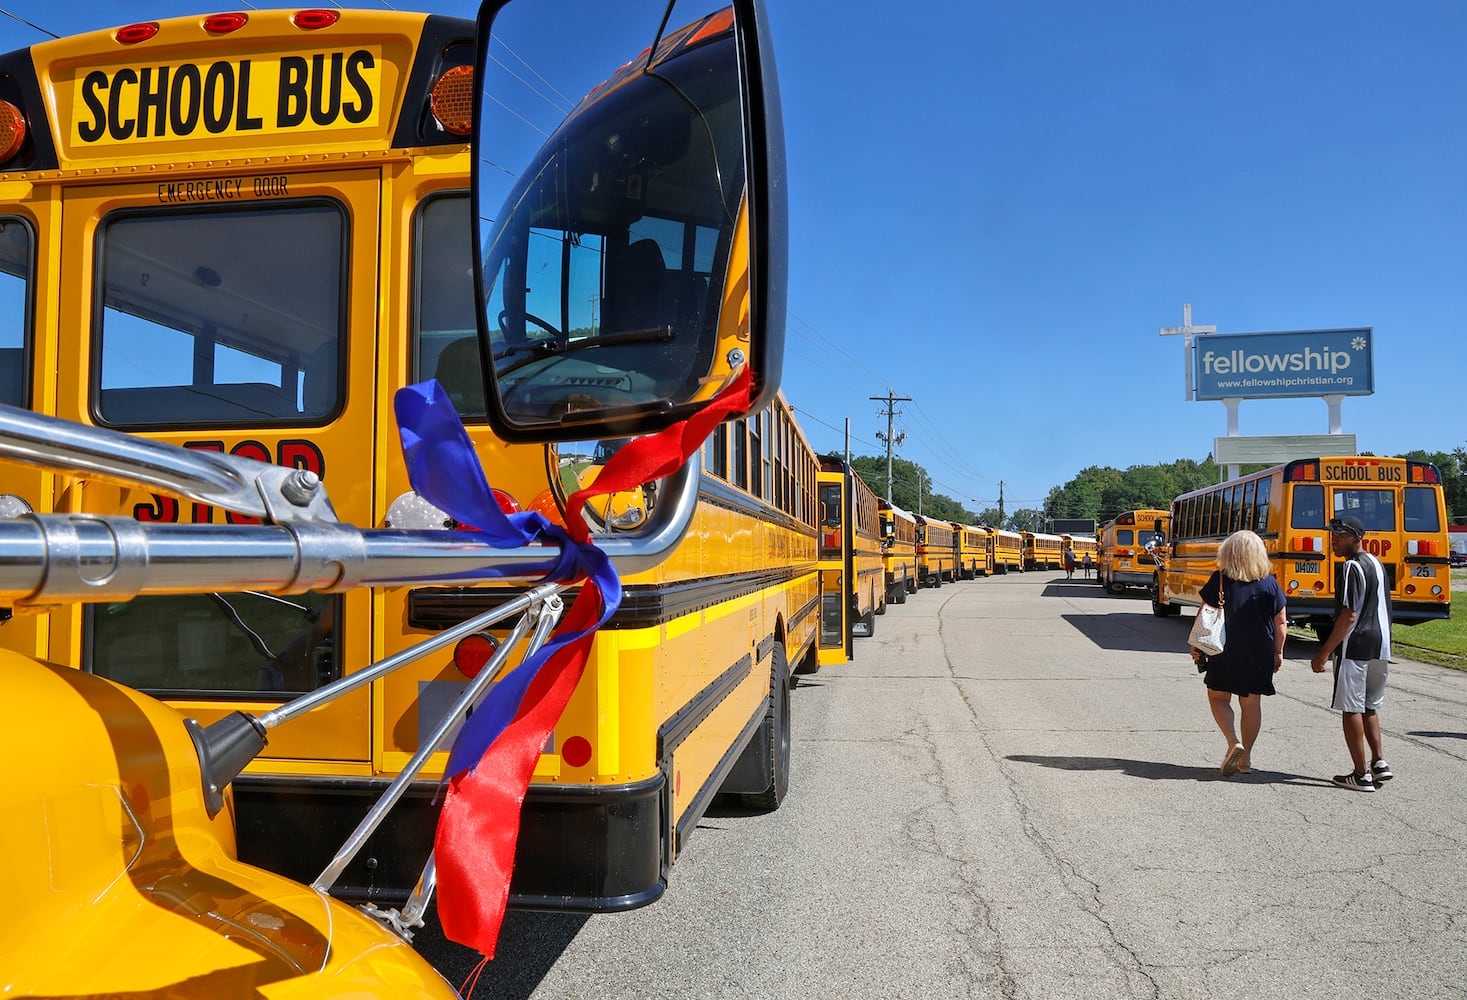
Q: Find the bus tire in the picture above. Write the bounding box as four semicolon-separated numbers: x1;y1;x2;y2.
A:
741;643;791;811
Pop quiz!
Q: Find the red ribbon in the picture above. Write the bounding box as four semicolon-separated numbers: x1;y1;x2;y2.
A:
433;368;754;958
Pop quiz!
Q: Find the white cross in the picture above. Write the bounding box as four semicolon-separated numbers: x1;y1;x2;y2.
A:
1159;304;1216;401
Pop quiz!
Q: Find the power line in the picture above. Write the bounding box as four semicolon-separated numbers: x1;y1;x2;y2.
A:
493;35;577;110
0;5;58;37
787;310;893;389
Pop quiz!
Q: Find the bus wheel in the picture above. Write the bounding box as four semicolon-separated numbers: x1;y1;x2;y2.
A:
742;644;791;811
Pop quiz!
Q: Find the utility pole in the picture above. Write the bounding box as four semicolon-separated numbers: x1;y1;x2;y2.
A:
871;388;911;503
997;480;1006;525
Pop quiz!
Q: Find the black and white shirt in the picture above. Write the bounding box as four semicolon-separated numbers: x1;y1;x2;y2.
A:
1336;550;1392;662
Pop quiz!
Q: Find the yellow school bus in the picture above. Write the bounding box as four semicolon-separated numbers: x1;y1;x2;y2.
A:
817;456;884;663
1064;534;1097;575
915;514;955;587
1154;457;1451;629
1022;531;1064;570
879;500;918;603
992;527;1024;573
954;522;992;578
0;5;800;918
1097;510;1169;594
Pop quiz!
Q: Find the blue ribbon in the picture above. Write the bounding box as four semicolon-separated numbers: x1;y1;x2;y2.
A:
394;379;623;779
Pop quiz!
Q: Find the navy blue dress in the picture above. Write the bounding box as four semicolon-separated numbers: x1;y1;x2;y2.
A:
1198;571;1286;697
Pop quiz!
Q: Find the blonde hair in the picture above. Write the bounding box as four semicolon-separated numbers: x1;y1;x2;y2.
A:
1217;530;1270;582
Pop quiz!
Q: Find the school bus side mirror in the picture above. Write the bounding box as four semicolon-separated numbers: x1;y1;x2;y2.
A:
472;0;785;443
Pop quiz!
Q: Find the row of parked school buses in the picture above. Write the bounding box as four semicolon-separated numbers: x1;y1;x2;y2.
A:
815;460;1102;647
1094;456;1453;633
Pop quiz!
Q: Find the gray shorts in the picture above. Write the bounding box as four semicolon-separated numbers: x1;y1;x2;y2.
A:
1331;657;1388;714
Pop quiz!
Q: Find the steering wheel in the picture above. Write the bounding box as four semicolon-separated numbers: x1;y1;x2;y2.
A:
497;309;564;339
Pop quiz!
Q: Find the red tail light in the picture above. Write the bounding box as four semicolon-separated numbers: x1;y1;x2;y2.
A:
453;633;498;678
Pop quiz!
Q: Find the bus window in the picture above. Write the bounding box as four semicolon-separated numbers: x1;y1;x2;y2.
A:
1334;489;1396;532
0;217;32;407
710;422;728;479
1254;478;1272;533
731;418;748;490
1291;484;1325;529
94;205;345;427
1116;528;1134;545
1404;487;1442;533
88;592;341;697
1138;527;1165;548
414;194;485;419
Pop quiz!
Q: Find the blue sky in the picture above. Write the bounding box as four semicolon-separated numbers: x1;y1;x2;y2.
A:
4;1;1464;514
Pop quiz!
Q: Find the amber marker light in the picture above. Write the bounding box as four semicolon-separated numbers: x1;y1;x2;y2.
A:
431;66;475;136
0;100;25;162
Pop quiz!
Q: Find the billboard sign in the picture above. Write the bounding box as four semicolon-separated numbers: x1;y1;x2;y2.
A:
1193;328;1373;401
1213;434;1358;466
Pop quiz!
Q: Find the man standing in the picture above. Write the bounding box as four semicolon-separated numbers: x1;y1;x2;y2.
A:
1310;515;1393;792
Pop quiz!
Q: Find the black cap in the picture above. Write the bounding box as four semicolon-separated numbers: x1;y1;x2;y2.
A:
1329;515;1366;538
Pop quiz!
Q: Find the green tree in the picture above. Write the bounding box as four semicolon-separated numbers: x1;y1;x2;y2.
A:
1008;508;1047;533
1401;447;1466;522
975;507;1005;528
849;454;976;521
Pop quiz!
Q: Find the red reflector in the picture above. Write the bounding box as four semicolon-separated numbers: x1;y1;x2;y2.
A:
1404;584;1417;595
561;736;592;768
204;12;248;33
0;100;25;162
823;530;840;549
453;633;498;678
116;22;160;44
1298;537;1313;553
492;488;521;514
293;9;339;29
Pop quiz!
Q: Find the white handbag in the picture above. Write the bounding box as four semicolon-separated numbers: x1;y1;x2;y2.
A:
1188;578;1226;657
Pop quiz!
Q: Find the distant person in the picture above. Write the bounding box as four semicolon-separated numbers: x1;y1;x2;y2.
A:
1081;551;1093;579
1190;530;1287;776
1063;546;1076;579
1309;515;1393;792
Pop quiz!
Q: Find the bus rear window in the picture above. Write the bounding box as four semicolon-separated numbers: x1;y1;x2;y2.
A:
1333;488;1396;532
94;204;345;428
87;592;341;699
1116;529;1134;545
1290;484;1325;529
1404;487;1441;533
0;217;33;407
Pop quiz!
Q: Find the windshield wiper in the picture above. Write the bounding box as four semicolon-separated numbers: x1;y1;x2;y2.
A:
495;326;674;376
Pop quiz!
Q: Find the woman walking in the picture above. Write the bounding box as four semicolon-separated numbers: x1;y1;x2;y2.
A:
1190;530;1287;775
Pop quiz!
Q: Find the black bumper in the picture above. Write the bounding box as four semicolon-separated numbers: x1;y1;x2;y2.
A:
232;772;665;912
